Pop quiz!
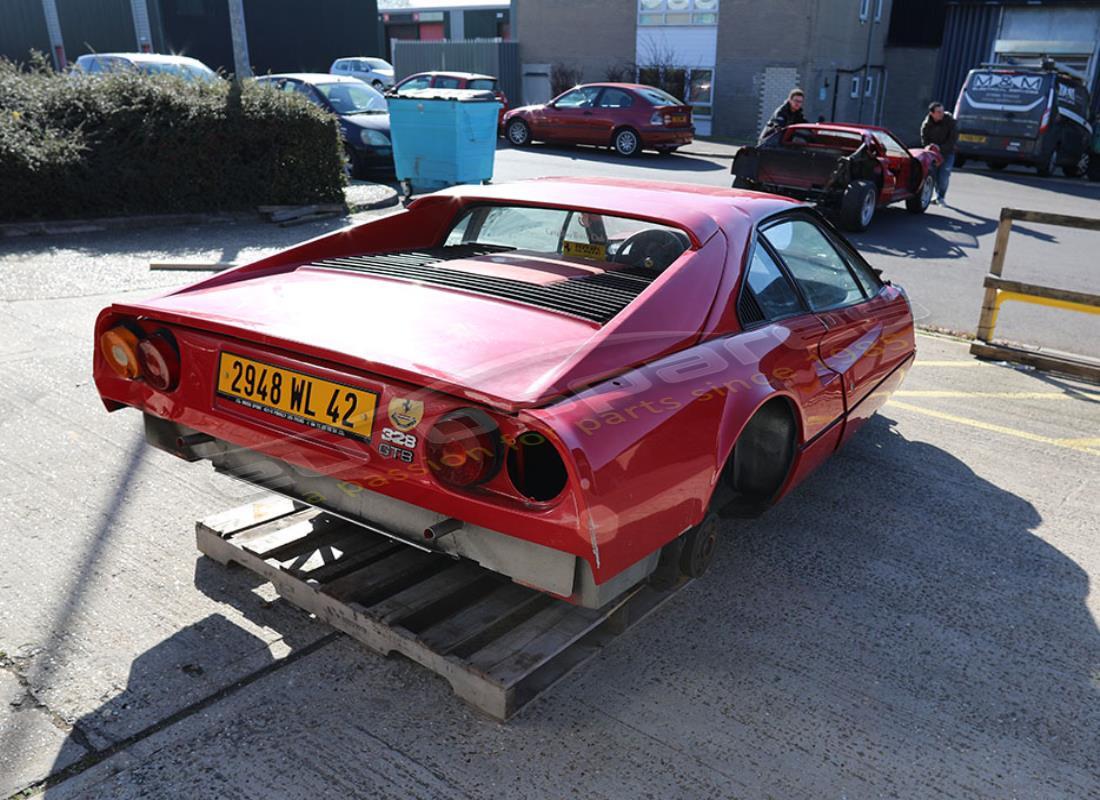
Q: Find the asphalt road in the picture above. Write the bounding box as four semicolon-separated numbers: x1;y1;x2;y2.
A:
1;156;1099;798
494;142;1100;358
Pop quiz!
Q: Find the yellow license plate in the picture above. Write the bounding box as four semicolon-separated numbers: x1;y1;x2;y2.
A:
959;134;987;143
216;352;379;442
670;114;687;124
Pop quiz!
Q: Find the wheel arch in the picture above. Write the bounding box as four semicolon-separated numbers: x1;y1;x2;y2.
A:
706;391;803;517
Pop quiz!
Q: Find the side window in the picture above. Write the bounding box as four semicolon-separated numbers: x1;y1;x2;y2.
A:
435;76;462;90
598;88;634;108
333;62;346;72
554;87;600;108
400;75;431;91
742;244;804;321
762;219;866;310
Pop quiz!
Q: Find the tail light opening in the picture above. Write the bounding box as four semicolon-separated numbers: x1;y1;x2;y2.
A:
426;409;503;489
507;429;568;502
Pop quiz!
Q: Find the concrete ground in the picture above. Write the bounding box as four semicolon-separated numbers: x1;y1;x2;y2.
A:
1;175;1098;798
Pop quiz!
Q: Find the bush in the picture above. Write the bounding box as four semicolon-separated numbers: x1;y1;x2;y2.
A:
0;58;345;221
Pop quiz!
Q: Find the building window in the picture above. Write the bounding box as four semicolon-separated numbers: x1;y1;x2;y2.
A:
850;76;861;98
874;0;883;21
637;65;714;119
858;0;870;22
865;75;874;96
638;0;719;26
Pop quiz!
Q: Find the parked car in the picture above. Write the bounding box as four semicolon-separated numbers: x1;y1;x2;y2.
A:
254;73;392;177
954;62;1093;177
731;123;942;231
503;83;694;156
330;57;395;91
390;71;510;127
92;177;915;608
73;52;217;82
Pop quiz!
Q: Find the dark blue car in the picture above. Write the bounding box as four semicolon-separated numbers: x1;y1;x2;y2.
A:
255;73;393;177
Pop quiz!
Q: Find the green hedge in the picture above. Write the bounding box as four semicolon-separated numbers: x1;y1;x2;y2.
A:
0;58;345;221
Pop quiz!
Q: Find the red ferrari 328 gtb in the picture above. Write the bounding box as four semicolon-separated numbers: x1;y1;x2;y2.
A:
93;178;915;608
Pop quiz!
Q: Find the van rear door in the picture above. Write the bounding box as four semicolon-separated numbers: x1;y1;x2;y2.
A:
956;70;1052;148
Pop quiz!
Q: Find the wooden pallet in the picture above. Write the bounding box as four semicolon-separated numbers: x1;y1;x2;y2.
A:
196;496;687;720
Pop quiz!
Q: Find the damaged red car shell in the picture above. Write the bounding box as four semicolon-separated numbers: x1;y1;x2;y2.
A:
93;177;914;604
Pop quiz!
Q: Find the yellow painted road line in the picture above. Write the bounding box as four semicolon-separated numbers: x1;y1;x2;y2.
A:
886;400;1100;457
895;390;1100;401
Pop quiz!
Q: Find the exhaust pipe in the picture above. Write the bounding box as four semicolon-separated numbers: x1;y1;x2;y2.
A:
177;432;215;450
424;518;463;541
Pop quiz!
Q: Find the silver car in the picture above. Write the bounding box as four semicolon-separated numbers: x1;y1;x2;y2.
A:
330;57;395;91
73;52;218;82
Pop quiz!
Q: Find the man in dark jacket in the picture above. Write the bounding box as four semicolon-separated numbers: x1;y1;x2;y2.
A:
921;101;959;205
759;89;806;143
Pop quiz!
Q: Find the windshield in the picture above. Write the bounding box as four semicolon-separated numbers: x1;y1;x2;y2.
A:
444;205;691;273
315;82;387;114
137;61;217;82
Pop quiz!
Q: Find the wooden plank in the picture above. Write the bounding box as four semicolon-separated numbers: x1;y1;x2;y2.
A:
197;495;302;537
367;561;488;624
970;342;1100;384
299;537;400;584
321;547;440;604
982;276;1100;309
277;525;384;576
1004;208;1100;232
976;214;1015;341
259;517;359;563
417;582;541;653
469;604;601;678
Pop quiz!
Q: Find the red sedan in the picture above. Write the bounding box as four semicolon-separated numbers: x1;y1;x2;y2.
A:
390;70;509;126
504;83;694;156
93;178;914;608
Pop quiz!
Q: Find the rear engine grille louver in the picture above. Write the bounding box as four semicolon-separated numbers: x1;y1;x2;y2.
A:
309;245;657;325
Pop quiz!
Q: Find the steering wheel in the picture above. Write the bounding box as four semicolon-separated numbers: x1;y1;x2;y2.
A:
612;229;689;271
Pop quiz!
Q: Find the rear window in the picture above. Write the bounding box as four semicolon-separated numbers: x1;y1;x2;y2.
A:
444;205;691;273
637;87;683;106
962;71;1050;109
468;78;497;91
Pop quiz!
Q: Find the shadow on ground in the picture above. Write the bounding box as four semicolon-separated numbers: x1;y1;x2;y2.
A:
501;140;726;172
34;415;1099;797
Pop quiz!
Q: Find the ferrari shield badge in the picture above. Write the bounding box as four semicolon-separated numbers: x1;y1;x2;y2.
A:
388;397;424;432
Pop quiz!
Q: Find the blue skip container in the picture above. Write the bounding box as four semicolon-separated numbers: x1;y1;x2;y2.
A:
387;88;501;196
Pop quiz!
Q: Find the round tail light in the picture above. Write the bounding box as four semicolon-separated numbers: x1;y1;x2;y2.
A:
99;325;142;379
426;410;502;488
137;331;180;391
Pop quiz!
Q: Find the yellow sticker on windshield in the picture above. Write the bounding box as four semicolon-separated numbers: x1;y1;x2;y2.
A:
562;240;607;261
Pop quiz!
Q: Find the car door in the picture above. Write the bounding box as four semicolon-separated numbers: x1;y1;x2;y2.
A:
589;87;635;144
736;237;841;448
543;86;603;142
760;213;912;435
872;130;915;200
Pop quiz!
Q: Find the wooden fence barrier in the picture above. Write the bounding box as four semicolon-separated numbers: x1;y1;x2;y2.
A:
972;208;1100;382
